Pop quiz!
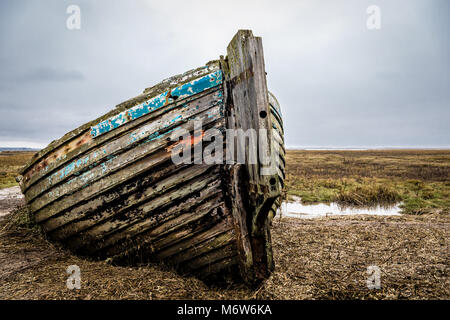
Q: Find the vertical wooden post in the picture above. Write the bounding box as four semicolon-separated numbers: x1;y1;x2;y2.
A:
223;30;281;283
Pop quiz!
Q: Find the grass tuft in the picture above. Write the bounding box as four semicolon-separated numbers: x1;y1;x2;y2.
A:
337;184;401;206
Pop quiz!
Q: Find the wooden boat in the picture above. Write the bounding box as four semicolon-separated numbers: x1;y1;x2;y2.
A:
17;30;285;284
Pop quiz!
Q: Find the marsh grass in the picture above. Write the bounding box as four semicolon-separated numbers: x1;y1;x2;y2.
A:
0;151;35;189
286;150;450;214
0;150;448;299
1;150;448;214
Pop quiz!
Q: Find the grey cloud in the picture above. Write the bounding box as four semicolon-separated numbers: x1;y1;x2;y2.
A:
0;0;448;148
17;67;85;83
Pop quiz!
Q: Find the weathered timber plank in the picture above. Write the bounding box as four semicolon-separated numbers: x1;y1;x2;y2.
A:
145;209;232;255
34;118;224;226
20;63;220;177
185;243;237;271
41;160;189;232
33;149;170;220
105;207;233;262
194;255;239;277
225;164;254;283
91;71;222;138
164;230;236;265
26;90;224;203
223;30;283;284
31;112;225;217
93;187;224;258
226;29;279;200
53;165;219;244
66;169;221;251
21;87;221;192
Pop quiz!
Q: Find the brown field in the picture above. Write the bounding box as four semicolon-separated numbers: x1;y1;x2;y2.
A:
285;149;450;214
0;149;449;299
0;151;35;189
0;206;448;300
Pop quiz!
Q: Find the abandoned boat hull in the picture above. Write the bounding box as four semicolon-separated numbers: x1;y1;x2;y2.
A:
18;30;285;283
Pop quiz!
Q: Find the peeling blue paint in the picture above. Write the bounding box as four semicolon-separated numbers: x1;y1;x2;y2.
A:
169;115;182;125
90;70;222;138
32;87;225;201
144;126;181;143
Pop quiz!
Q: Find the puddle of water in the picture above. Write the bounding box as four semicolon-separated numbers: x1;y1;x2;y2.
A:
278;196;402;219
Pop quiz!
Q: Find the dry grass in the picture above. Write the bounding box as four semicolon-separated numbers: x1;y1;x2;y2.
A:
263;214;449;299
0;207;251;300
0;149;449;299
286;149;450;181
0;151;35;189
1;205;448;300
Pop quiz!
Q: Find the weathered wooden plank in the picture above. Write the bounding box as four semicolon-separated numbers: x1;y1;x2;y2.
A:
226;30;278;200
93;187;224;258
269;92;283;124
105;207;233;263
34;113;225;224
19;63;220;177
21;87;221;192
223;30;282;284
31;108;224;216
26;90;224;203
90;70;223;138
224;164;254;283
41;160;188;232
163;230;235;265
48;165;218;241
184;243;237;271
119;202;226;258
147;210;232;255
64;167;221;250
194;255;239;277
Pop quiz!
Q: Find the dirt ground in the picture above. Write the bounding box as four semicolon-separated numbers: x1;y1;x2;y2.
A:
0;186;24;217
0;187;448;300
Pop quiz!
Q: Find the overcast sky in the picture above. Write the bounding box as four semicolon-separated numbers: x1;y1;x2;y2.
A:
0;0;448;149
